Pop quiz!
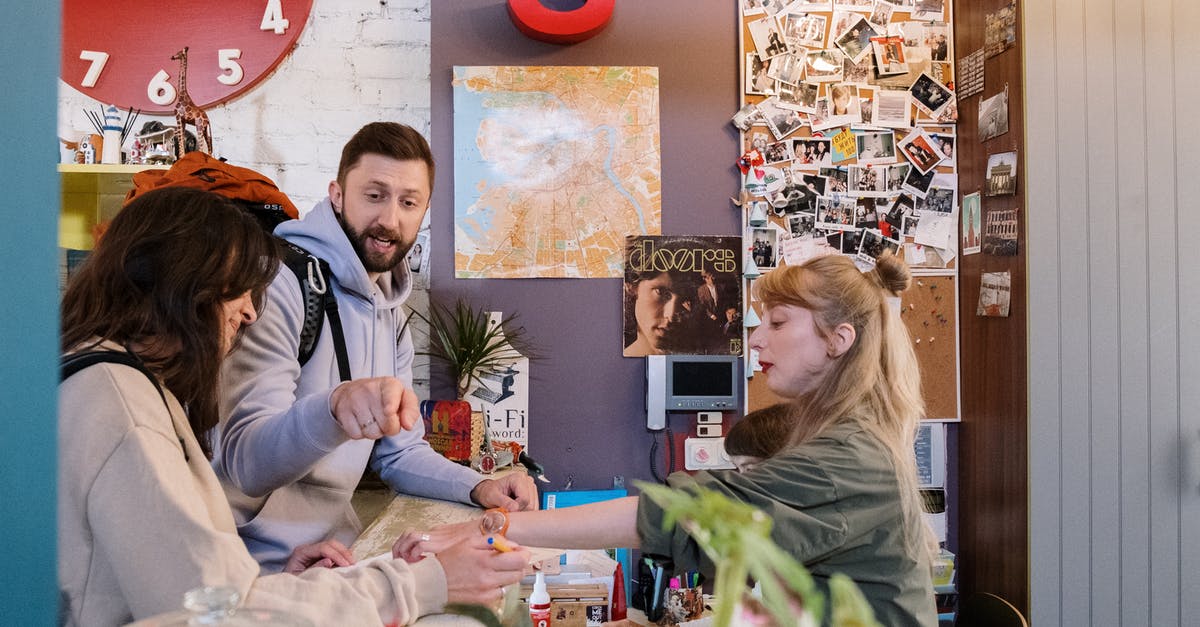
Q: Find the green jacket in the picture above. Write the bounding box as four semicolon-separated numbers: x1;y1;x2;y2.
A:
637;421;937;626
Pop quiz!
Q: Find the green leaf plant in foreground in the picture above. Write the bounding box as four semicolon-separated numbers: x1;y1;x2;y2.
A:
637;482;881;627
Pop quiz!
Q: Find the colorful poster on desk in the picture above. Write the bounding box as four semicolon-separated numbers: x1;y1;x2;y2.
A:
623;235;743;358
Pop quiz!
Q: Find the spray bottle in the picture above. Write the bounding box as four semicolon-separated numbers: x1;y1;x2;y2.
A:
529;570;551;627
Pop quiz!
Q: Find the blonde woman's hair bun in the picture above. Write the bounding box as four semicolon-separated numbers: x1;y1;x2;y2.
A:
871;251;911;296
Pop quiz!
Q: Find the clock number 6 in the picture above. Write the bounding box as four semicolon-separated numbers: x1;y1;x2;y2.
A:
147;71;177;107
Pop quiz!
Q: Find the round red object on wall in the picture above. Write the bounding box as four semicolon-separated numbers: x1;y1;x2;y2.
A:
62;0;313;113
506;0;614;45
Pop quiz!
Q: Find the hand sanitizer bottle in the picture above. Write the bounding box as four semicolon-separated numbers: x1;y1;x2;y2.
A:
529;571;552;627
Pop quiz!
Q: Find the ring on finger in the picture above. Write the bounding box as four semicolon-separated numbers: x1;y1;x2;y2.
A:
420;533;431;542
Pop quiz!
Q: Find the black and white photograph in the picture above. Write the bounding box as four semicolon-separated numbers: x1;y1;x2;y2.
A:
839;228;863;254
985;0;1018;58
776;81;820;112
804;49;845;83
886;163;911;192
749;227;780;268
757;0;792;15
809;97;838;132
835;0;875;11
762;138;794;164
910;72;954;116
923;22;951;62
854;199;879;229
788;212;818;238
871;35;909;76
821;166;850;193
917;185;955;214
985;150;1018;196
748;15;791;60
742;0;766;15
758;96;808;139
772;175;820;215
855;130;897;166
731;102;761;131
842;54;875;85
783;12;828;49
885;193;916;231
766;51;806;86
848;164;889;197
801;172;828;197
867;0;895;32
858;90;875;126
872;89;912;128
746;53;775;95
744;128;771;156
834;15;876;65
817;197;857;231
912;0;946;22
792;0;835;10
901;163;936;198
929;132;955;161
978;89;1009;142
982;207;1020;256
897;127;946;174
794;137;833;166
857;229;901;264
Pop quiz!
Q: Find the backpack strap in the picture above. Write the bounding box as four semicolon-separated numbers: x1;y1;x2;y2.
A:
60;349;187;461
276;239;352;382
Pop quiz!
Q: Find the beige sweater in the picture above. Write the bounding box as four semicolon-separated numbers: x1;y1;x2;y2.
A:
58;349;448;626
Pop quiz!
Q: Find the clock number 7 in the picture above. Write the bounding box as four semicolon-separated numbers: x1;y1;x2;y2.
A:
261;0;290;34
78;50;110;88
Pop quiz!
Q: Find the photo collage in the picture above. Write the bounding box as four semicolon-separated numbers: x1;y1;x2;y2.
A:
737;0;959;272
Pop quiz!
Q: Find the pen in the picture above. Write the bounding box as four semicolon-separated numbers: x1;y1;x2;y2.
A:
487;536;514;552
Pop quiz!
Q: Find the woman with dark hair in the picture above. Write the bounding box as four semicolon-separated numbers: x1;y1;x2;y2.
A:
58;186;528;626
622;238;703;356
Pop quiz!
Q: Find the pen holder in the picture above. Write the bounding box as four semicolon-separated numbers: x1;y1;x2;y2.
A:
656;586;704;626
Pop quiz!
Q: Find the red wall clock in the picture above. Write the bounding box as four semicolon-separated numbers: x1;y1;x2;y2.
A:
62;0;314;113
507;0;614;45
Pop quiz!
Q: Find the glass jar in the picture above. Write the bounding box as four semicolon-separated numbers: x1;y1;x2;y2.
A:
127;586;314;627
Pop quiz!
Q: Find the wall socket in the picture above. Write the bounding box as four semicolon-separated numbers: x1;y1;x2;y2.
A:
697;411;722;424
684;437;735;470
696;423;722;438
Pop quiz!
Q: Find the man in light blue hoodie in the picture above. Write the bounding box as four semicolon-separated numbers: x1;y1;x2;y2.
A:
213;122;538;573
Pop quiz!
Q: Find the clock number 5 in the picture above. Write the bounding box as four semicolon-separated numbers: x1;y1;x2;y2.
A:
218;49;244;86
261;0;290;34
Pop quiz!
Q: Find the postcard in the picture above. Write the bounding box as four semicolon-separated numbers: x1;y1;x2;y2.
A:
982;207;1019;256
977;271;1012;317
978;90;1010;142
985;1;1018;58
957;48;986;99
985;151;1018;196
961;191;982;255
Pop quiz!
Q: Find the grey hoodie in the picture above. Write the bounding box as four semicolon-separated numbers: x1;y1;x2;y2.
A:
213;199;484;573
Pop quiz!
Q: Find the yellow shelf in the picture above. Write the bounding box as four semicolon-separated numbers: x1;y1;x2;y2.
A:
57;163;167;175
58;163;166;249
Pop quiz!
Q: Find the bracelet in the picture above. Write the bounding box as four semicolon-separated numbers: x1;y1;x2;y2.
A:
479;507;509;536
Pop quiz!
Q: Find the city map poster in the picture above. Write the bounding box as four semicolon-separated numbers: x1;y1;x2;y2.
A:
453;66;662;278
623;235;744;358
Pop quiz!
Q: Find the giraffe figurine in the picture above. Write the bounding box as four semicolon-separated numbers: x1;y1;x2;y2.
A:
170;47;212;159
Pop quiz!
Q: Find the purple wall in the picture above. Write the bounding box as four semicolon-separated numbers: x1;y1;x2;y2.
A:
430;2;741;492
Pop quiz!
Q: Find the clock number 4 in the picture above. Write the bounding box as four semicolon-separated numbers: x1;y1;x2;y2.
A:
261;0;290;34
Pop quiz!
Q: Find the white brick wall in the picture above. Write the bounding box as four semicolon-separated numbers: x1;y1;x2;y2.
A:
57;0;433;397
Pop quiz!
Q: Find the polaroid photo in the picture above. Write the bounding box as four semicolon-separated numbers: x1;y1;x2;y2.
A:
923;22;951;62
842;53;875;85
834;15;876;65
772;179;819;216
871;36;909;76
885;163;911;192
854;199;879;229
767;51;806;86
857;229;902;265
978;90;1010;142
759;96;809;140
827;83;862;126
912;0;946;22
910;72;954;117
749;227;780;269
917;185;955;214
885;193;916;230
741;0;766;16
890;20;924;47
897;127;946;174
801;173;829;197
758;0;792;16
805;49;846;83
875;45;931;90
829;11;860;41
744;127;772;155
857;88;877;127
855;130;896;166
834;0;875;11
789;212;818;238
849;165;890;197
962;191;982;255
821;166;850;193
982;207;1020;256
783;12;828;50
930;61;953;91
901;163;936;198
871;89;912;128
763;139;795;164
795;137;834;166
746;53;776;95
776;81;820;112
931;94;959;124
792;1;834;11
840;228;863;255
867;1;895;33
810;98;841;133
985;150;1018;196
817;197;857;231
731;103;761;132
748;16;791;60
928;132;955;162
407;229;430;288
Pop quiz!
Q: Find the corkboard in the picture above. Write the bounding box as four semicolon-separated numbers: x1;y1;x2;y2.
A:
746;273;960;421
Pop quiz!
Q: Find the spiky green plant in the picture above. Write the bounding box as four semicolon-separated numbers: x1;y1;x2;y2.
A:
408;298;539;400
637;482;881;627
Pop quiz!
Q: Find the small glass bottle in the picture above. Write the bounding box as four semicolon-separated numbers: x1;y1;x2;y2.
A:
129;586;314;626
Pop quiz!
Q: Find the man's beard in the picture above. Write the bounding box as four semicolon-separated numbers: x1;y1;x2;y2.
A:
337;214;413;274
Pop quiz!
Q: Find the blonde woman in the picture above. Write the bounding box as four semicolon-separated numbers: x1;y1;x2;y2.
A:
396;252;936;626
